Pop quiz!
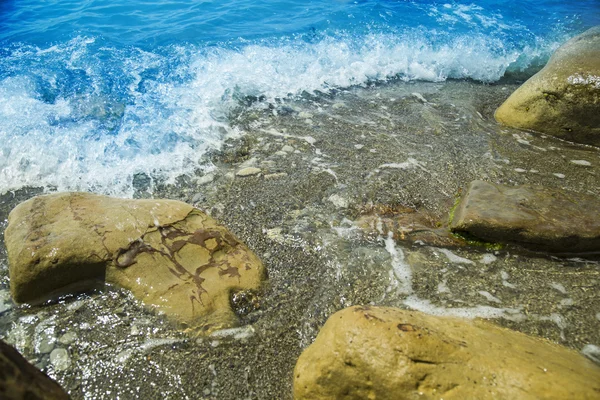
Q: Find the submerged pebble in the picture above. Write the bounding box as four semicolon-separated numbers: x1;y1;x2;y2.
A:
50;348;71;371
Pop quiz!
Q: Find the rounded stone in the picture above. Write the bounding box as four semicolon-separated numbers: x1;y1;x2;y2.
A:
50;348;71;372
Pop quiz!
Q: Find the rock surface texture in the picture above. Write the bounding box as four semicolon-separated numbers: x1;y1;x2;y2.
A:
0;339;70;400
450;180;600;254
5;192;266;332
495;26;600;146
294;306;600;400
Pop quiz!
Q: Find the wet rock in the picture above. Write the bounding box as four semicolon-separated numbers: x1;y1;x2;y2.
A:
450;180;600;254
294;306;600;400
495;27;600;146
356;205;465;248
0;339;70;399
236;167;262;177
5;192;266;332
58;332;77;346
49;348;70;372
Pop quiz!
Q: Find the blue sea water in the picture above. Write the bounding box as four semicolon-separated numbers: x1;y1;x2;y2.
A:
0;0;598;196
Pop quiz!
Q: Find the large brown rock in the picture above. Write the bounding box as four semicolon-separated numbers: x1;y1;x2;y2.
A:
5;192;266;332
450;180;600;254
294;306;600;400
0;339;70;400
495;26;600;146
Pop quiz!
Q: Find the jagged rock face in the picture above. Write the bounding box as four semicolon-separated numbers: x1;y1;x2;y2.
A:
293;306;600;400
0;339;70;400
5;192;266;332
495;26;600;146
450;180;600;255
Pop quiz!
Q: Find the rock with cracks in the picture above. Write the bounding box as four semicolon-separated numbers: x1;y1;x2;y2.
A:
495;26;600;146
5;192;266;333
449;180;600;255
294;306;600;400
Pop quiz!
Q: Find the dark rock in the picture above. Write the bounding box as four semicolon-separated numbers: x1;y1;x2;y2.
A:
450;180;600;254
0;339;70;400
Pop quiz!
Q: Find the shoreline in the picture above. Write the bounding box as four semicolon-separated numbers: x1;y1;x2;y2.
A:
1;78;599;399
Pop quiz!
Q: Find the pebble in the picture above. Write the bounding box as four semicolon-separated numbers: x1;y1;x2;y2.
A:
236;167;261;177
37;333;55;354
281;145;295;153
553;173;566;179
58;332;77;345
264;172;288;180
328;194;349;209
50;348;71;371
0;289;13;314
570;159;592;167
514;168;527;173
196;174;215;185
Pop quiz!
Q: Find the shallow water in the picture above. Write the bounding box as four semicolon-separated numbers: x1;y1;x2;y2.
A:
1;1;600;399
1;79;599;399
0;0;599;195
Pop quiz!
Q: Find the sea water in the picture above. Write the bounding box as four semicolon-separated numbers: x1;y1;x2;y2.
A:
0;0;598;196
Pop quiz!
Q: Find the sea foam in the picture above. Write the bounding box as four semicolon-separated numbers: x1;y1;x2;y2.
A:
0;29;563;196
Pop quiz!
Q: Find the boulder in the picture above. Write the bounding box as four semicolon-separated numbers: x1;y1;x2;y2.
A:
0;339;70;400
5;192;266;332
294;306;600;400
495;26;600;146
450;180;600;254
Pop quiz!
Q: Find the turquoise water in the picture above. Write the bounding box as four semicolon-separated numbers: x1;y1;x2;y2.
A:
0;0;598;195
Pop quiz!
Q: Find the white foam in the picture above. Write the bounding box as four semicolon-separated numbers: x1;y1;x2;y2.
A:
384;232;413;295
0;30;560;196
437;248;475;265
404;296;524;321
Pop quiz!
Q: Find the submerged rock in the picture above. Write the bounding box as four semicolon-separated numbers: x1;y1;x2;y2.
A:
450;180;600;255
495;26;600;146
0;339;70;400
356;204;465;248
5;192;266;332
294;306;600;400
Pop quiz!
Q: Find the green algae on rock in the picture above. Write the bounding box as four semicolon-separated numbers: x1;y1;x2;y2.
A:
294;306;600;400
495;26;600;146
5;192;266;332
449;181;600;255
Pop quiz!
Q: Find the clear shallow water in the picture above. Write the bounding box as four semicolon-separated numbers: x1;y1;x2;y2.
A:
0;0;599;196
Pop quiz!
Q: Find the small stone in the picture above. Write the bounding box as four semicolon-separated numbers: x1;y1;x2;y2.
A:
236;167;261;177
281;145;295;153
50;348;70;372
514;168;527;173
37;334;55;354
570;160;592;167
196;174;215;185
58;332;77;346
553;173;566;179
264;172;288;180
411;92;427;103
328;194;349;209
354;144;364;149
0;290;13;314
